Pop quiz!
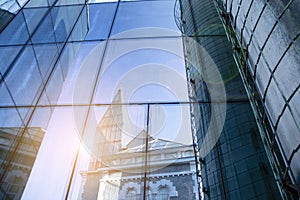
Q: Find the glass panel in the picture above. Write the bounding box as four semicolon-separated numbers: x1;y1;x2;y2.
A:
255;58;271;97
43;62;64;105
262;24;289;71
111;1;181;38
85;3;117;40
280;0;300;42
93;37;188;104
276;108;300;183
22;106;88;199
32;43;59;80
0;11;29;45
196;102;279;199
25;0;49;7
264;79;285;125
69;6;89;42
0;46;23;75
57;41;105;104
88;0;118;3
147;104;196;199
273;41;300;99
244;0;264;34
290;89;300;134
0;77;12;106
31;12;56;43
76;105;146;199
183;36;244;103
253;5;276;48
55;0;85;6
0;127;44;199
180;0;226;36
51;5;84;43
0;107;38;199
247;40;259;74
4;46;43;106
23;8;48;36
0;0;21;14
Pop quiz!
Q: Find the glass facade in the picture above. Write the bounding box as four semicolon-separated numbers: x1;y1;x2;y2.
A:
177;0;282;199
0;0;299;200
213;0;300;198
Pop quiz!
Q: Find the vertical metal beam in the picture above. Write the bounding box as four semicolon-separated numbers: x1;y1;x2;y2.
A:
143;104;150;200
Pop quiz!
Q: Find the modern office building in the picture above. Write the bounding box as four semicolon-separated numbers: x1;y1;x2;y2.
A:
0;0;299;199
176;0;300;199
216;1;300;197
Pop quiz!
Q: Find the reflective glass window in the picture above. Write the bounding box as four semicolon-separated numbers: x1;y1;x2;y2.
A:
85;3;117;40
111;1;180;38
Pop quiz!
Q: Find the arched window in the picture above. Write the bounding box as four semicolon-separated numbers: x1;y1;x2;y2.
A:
126;188;137;200
157;186;169;200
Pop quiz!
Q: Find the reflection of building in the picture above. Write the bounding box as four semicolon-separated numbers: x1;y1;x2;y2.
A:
89;90;124;170
0;127;45;199
0;1;88;198
80;131;197;200
0;9;14;32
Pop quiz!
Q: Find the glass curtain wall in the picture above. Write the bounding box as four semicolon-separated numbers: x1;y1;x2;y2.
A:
214;0;300;198
1;0;200;199
176;0;281;199
0;0;87;199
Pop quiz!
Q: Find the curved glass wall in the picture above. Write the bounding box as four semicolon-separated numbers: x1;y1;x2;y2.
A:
215;0;300;198
178;0;281;199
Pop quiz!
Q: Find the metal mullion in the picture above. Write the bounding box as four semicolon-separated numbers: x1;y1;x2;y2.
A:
233;0;243;28
64;0;121;198
262;31;300;103
240;0;254;46
0;1;87;194
252;0;294;80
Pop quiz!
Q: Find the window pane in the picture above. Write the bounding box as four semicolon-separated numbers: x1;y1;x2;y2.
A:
4;46;43;106
85;3;117;40
93;37;188;104
111;1;181;38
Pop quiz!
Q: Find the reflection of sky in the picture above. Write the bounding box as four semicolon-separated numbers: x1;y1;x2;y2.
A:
111;1;180;37
95;47;187;103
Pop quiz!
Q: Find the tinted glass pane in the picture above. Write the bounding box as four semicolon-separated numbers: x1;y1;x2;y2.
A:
51;5;84;43
25;0;49;7
33;43;59;80
56;41;105;104
0;11;29;45
22;106;88;199
111;1;180;38
55;0;85;6
0;46;22;74
93;37;188;104
23;7;48;36
4;46;43;106
85;3;117;40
